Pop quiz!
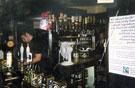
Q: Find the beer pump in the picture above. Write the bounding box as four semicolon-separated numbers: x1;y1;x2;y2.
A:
26;43;32;64
20;43;24;63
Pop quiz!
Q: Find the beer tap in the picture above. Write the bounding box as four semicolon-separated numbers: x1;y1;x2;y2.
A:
7;51;12;68
20;43;24;72
26;43;32;64
26;43;30;63
6;51;12;76
20;43;24;62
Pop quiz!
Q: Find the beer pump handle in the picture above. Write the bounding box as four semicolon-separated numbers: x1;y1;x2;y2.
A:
26;43;30;63
20;43;24;62
29;52;32;63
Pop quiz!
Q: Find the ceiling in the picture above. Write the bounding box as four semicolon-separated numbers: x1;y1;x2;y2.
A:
0;0;134;33
0;0;135;21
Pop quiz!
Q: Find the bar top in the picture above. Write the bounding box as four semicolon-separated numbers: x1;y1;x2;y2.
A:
55;56;100;73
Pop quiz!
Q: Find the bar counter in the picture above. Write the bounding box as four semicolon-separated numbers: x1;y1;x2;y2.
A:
54;56;100;88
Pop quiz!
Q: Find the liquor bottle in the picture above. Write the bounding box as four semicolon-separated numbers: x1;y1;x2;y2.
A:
71;16;75;32
58;17;62;35
58;13;63;31
87;16;92;37
91;34;95;50
73;45;79;63
103;18;106;24
0;49;4;60
87;16;90;29
41;77;46;88
75;16;79;32
80;18;85;41
78;15;82;31
48;13;53;31
91;27;95;50
51;14;56;32
63;14;68;33
84;17;88;31
66;17;71;35
84;17;88;40
93;16;96;25
89;16;92;25
67;17;71;32
82;17;86;30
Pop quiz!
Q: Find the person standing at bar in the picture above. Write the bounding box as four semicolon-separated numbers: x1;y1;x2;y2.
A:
21;32;43;63
18;26;46;73
95;31;107;86
95;32;105;56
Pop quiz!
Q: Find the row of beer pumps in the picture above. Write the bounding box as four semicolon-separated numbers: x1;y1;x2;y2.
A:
19;43;66;88
20;43;32;64
0;43;32;71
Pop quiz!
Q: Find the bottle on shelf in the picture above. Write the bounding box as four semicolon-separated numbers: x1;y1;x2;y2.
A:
78;15;82;32
73;45;79;63
84;17;88;31
71;16;75;33
52;14;56;32
63;14;68;34
74;15;79;33
67;17;71;35
0;49;4;60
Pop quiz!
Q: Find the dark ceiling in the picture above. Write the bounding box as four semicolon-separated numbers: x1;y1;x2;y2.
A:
0;0;134;32
0;0;135;21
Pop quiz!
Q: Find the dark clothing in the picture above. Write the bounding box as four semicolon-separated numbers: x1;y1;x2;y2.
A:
95;39;106;66
29;37;54;75
95;39;107;86
22;37;44;61
95;39;105;55
29;37;44;58
20;37;48;73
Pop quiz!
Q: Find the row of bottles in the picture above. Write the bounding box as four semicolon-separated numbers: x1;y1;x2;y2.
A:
44;12;107;62
48;13;107;36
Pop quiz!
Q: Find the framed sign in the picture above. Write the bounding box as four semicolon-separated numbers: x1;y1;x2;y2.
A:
109;15;135;78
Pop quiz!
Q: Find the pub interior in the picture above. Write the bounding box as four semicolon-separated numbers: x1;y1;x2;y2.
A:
0;0;135;88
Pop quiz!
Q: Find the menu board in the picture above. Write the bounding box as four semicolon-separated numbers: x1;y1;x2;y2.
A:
109;15;135;78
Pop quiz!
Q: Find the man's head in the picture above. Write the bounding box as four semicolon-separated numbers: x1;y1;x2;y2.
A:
21;32;33;43
19;25;34;43
99;32;105;40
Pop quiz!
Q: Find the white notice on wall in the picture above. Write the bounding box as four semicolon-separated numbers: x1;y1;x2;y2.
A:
97;0;114;3
109;15;135;78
